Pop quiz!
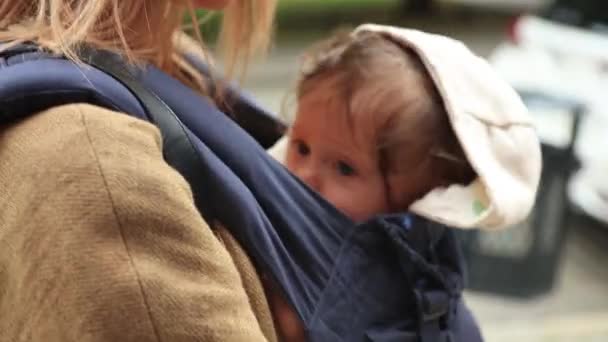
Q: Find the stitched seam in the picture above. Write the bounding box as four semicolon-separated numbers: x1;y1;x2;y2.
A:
78;107;162;342
466;116;534;129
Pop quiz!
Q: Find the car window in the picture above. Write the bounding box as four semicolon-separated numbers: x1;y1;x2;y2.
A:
542;0;608;33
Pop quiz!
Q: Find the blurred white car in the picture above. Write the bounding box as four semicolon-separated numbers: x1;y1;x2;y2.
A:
489;0;608;224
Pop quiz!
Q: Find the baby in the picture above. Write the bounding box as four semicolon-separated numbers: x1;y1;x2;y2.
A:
269;28;475;341
283;29;475;223
268;24;541;341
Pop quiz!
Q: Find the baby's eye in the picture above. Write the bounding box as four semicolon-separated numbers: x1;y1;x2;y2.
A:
295;140;310;156
337;161;356;176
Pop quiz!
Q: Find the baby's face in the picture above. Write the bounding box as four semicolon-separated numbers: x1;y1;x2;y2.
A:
285;90;390;222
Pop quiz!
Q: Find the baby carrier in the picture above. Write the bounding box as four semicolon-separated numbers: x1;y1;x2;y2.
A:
0;44;483;342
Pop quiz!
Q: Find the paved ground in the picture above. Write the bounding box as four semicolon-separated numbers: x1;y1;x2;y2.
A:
466;218;608;341
240;11;608;342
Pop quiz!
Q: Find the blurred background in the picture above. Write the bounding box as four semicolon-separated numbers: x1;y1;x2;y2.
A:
215;0;608;340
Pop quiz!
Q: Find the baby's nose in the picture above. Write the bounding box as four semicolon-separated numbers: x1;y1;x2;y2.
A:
297;166;322;193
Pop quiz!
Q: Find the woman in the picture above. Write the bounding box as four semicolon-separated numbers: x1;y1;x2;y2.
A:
0;0;280;341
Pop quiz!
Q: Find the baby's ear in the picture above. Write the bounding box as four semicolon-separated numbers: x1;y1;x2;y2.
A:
385;159;436;211
430;147;476;187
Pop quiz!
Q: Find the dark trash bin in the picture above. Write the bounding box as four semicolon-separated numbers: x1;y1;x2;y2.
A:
456;90;584;298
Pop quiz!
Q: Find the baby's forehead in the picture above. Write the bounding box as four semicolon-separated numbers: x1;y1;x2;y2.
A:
296;89;369;131
300;73;420;119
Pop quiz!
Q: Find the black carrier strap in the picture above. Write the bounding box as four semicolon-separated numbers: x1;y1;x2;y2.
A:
79;48;216;220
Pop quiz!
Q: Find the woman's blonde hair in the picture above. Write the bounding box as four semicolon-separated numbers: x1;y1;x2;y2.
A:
0;0;275;94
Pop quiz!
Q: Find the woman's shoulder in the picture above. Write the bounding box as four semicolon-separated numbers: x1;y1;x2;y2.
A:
0;102;191;213
0;103;273;340
2;102;161;149
7;103;160;157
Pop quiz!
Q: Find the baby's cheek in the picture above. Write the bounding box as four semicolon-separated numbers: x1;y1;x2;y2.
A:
323;185;355;214
325;180;387;222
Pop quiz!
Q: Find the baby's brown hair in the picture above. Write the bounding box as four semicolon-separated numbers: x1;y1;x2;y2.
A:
296;30;476;211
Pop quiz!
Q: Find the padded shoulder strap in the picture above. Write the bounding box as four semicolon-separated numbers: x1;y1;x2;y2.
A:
0;46;219;219
0;46;147;123
81;48;214;217
0;45;287;149
0;46;283;218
